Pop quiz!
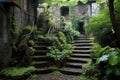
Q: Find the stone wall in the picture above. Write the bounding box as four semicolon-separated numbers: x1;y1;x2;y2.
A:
52;5;60;28
0;0;38;69
74;3;90;16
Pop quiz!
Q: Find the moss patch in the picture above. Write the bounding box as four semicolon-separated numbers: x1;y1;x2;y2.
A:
0;66;36;77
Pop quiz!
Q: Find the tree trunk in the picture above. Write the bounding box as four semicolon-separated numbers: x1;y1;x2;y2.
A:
108;0;120;48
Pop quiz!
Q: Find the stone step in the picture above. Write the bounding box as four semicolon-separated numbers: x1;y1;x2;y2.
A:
74;43;94;46
35;67;52;74
32;61;50;68
36;42;48;46
34;46;48;50
71;53;91;58
68;58;90;63
34;50;47;55
60;67;82;75
75;35;88;38
65;62;85;68
74;46;92;50
74;40;92;43
32;56;48;61
75;37;94;40
73;50;92;54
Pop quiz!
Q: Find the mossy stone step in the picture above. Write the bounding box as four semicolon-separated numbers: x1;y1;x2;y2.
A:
74;40;92;43
73;50;92;53
75;37;92;39
65;62;85;68
60;67;82;75
74;46;92;50
32;56;49;61
36;42;49;46
74;43;94;46
34;50;47;55
32;61;50;68
34;46;48;50
68;57;90;63
35;67;52;74
71;53;91;58
75;35;88;38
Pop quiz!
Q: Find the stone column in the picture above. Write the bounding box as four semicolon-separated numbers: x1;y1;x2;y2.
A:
0;3;12;69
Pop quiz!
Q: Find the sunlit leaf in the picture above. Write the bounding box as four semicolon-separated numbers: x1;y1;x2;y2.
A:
109;55;119;65
79;0;88;4
99;55;109;61
68;0;79;6
96;58;100;64
96;0;106;3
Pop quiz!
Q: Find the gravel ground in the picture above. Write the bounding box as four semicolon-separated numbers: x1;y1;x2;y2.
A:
29;73;80;80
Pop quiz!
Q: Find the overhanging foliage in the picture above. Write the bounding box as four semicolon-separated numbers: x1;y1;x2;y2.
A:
38;0;105;6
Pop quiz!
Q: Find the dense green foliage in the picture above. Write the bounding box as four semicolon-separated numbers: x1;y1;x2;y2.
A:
92;43;109;58
44;19;79;61
95;46;120;80
38;0;106;7
47;45;73;61
85;0;120;47
80;60;98;80
38;0;80;6
81;44;120;80
81;0;120;79
11;25;37;67
46;31;74;61
85;9;113;46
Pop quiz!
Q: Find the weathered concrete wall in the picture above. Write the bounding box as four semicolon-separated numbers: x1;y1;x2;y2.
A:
20;0;37;26
0;3;12;69
74;3;90;16
0;0;38;69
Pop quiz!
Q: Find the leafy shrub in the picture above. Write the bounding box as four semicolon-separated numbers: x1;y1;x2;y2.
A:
95;47;120;80
11;25;37;67
23;25;37;33
92;43;109;58
47;46;63;61
63;21;80;43
82;44;120;80
46;31;74;61
58;31;67;44
47;45;73;61
89;44;120;80
80;60;98;80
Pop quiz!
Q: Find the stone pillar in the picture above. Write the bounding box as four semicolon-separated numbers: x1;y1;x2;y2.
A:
0;3;12;69
52;4;60;29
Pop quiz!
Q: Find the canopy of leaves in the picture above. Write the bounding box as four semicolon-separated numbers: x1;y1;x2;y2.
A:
96;0;106;3
38;0;107;6
38;0;105;6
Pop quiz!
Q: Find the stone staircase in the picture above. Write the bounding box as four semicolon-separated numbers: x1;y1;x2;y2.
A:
32;40;52;74
60;35;93;75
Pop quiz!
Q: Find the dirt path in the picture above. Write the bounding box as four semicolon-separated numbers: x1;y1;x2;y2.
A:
29;73;80;80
